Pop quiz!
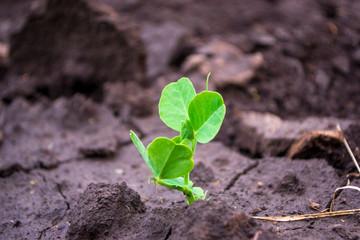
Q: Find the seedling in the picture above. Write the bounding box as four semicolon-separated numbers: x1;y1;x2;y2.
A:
130;74;226;204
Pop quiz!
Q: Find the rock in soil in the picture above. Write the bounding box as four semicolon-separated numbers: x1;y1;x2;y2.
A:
220;111;353;158
4;0;146;100
182;40;263;88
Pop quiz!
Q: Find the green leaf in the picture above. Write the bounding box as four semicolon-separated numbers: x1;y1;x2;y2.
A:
173;135;194;151
158;178;207;204
172;136;181;144
180;119;194;140
180;138;193;150
188;91;226;143
147;137;194;179
130;130;156;176
158;177;193;190
159;77;196;131
192;187;207;200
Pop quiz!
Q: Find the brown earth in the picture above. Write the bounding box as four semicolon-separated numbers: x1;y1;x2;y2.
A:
0;0;360;239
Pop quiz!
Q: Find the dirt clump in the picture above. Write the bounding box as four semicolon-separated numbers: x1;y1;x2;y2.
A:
182;40;264;89
66;182;146;240
3;0;146;101
169;201;279;240
287;123;360;175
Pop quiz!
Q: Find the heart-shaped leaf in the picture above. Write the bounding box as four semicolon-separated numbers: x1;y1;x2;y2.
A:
147;137;194;179
188;91;226;143
159;78;196;131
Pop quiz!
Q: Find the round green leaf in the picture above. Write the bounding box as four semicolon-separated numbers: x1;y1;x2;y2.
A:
147;137;194;179
159;78;196;131
188;91;226;143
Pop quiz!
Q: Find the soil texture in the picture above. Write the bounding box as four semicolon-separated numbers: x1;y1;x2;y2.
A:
0;0;360;239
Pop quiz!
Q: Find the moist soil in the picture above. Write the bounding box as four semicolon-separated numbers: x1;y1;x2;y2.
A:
1;0;360;239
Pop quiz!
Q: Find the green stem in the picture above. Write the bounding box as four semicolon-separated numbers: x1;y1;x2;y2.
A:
184;173;189;185
186;193;196;205
182;138;197;200
192;139;197;152
206;73;211;91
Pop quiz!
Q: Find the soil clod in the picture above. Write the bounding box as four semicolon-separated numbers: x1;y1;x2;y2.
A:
66;182;146;240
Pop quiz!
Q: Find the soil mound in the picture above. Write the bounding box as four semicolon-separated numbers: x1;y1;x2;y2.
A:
66;182;146;240
5;0;146;100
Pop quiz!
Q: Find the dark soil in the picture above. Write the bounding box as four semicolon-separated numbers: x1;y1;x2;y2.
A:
66;182;146;240
1;0;360;239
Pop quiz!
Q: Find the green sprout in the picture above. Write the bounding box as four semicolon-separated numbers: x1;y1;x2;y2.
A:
130;74;226;204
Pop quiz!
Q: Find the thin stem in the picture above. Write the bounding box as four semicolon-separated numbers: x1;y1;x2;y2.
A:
344;138;360;173
184;139;197;186
206;72;211;91
183;139;197;196
192;139;197;152
186;193;196;205
184;139;197;185
337;124;360;174
184;173;189;185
